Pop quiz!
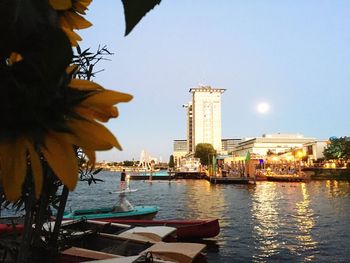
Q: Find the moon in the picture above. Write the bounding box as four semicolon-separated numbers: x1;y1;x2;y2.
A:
257;102;270;114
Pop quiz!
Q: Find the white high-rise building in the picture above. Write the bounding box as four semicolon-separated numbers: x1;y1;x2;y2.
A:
184;86;225;153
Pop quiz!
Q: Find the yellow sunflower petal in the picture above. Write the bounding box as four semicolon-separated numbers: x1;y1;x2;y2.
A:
83;148;96;166
42;133;78;190
66;64;78;75
8;52;23;65
74;2;88;14
62;27;81;47
75;106;119;122
77;0;92;8
65;11;92;29
0;139;27;201
60;15;72;30
82;90;133;108
25;140;43;199
69;79;104;91
49;0;72;10
67;119;122;150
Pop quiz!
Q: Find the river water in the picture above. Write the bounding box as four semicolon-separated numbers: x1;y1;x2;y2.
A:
66;171;350;262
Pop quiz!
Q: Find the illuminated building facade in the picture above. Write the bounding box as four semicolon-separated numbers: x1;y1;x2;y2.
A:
232;133;316;158
184;86;226;153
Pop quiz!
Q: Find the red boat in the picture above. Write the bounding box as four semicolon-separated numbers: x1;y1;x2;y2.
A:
0;223;24;234
96;218;220;239
1;217;220;239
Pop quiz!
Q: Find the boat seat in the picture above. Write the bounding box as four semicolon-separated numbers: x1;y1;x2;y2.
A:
61;246;120;260
141;242;206;263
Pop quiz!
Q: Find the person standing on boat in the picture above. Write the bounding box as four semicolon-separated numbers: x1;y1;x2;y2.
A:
120;169;126;190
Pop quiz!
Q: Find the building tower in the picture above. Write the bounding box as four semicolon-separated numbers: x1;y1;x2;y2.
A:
187;86;225;153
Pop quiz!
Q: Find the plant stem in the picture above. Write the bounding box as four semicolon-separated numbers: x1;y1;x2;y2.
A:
16;188;35;263
49;186;69;248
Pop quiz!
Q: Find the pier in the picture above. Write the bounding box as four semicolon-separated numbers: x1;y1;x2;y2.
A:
174;172;206;179
206;176;250;184
129;174;175;180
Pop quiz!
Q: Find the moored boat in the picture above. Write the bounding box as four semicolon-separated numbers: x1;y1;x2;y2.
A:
63;198;158;220
96;218;220;239
0;223;24;234
58;220;207;262
56;219;177;243
63;206;158;221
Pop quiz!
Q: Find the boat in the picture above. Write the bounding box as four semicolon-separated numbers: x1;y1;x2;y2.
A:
0;223;24;234
57;220;207;262
96;218;220;239
142;242;207;263
51;219;177;243
109;188;138;194
63;198;158;220
59;243;207;263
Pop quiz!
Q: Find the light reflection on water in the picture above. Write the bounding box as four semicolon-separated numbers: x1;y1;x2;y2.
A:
7;171;346;262
251;183;281;261
294;184;317;262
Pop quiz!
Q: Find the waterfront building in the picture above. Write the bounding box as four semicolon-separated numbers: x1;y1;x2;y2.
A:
182;102;193;153
173;138;238;167
302;140;328;162
221;138;241;154
173;140;188;166
184;86;226;153
231;133;316;158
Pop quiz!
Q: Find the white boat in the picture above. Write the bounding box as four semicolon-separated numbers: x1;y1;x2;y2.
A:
178;158;201;173
58;220;207;262
109;188;138;194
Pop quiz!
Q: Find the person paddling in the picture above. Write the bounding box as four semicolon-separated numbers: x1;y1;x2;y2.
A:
120;169;126;190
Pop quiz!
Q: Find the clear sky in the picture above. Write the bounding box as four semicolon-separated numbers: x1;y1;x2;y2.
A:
80;0;350;162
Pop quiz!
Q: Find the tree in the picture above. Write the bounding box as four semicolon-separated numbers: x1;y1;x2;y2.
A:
194;143;216;165
168;155;175;168
123;160;135;166
324;136;350;160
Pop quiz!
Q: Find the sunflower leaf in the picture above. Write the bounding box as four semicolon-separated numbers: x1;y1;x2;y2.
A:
122;0;161;36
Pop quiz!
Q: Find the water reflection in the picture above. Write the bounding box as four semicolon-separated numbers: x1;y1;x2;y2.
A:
183;180;227;223
294;183;317;262
326;180;350;198
251;183;281;261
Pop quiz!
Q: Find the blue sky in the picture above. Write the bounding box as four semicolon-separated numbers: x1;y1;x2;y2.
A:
80;0;350;162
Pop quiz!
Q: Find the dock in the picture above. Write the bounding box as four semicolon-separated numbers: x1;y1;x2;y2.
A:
175;172;206;179
206;176;250;184
129;175;175;180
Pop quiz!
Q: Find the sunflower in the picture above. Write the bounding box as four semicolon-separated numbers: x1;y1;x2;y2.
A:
0;25;132;202
49;0;93;46
0;68;132;202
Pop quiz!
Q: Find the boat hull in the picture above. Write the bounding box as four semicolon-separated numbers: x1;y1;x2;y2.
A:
63;206;158;221
96;218;220;239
